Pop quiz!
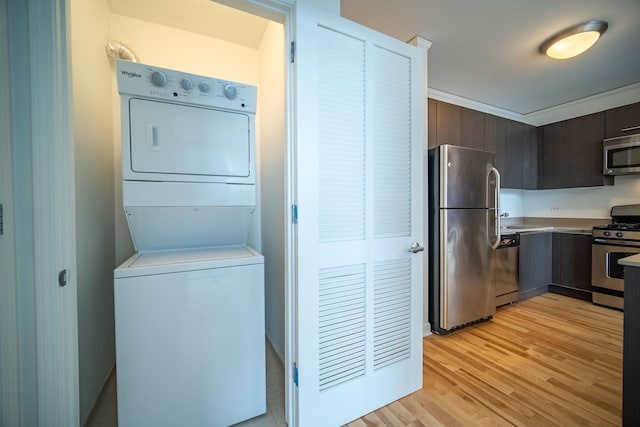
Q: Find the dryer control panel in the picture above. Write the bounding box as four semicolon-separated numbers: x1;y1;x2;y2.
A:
117;60;256;113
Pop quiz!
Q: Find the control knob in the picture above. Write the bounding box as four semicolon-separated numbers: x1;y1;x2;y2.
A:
198;82;210;93
616;232;624;238
151;71;167;87
604;231;611;237
181;78;193;91
223;84;238;100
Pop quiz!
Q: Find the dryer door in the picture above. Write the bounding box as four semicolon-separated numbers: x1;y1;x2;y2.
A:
126;98;253;182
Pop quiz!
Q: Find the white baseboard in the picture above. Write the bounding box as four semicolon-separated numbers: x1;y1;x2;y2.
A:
422;322;432;337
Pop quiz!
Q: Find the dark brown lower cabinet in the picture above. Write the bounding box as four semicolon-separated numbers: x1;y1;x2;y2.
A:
624;265;640;426
549;233;592;301
519;233;551;300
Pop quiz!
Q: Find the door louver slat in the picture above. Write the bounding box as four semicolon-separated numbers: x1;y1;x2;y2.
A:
373;46;412;238
318;264;366;391
374;259;411;370
318;27;366;243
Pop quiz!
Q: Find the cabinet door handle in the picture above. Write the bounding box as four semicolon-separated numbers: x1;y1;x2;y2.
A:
621;125;640;133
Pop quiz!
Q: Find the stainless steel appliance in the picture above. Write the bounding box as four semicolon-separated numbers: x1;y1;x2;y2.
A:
428;145;501;334
592;204;640;310
603;133;640;175
495;233;520;307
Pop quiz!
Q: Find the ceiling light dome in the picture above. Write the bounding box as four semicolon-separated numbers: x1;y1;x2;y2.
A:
540;20;608;60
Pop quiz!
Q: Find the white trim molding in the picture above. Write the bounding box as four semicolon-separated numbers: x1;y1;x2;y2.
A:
429;82;640;126
522;82;640;126
213;2;296;425
29;0;79;423
0;0;20;424
6;0;79;424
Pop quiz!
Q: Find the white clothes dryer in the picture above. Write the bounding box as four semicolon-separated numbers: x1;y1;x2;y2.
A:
113;61;265;426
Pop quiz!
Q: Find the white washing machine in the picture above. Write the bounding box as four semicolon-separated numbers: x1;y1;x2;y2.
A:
114;61;265;427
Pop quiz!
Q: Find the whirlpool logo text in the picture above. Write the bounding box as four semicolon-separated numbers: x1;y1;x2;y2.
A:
121;70;142;78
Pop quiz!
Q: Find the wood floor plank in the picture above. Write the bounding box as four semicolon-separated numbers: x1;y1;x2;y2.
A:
346;294;622;427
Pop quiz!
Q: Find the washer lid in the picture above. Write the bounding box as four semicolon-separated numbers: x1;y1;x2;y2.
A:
114;245;263;278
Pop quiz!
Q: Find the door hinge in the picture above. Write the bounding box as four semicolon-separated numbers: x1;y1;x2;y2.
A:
290;41;296;63
293;363;299;387
292;204;298;224
0;203;3;235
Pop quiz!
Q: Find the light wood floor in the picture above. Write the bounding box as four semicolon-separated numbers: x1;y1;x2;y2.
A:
87;293;622;426
347;293;623;427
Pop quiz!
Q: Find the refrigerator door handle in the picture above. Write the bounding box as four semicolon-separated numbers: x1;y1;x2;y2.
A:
489;167;501;249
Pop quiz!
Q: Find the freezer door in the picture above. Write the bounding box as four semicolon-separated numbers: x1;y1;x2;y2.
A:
440;208;496;330
439;145;496;209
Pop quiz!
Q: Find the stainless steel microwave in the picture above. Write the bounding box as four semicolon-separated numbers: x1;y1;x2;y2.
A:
603;133;640;175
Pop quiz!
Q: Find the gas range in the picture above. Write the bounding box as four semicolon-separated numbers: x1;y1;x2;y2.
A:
591;204;640;311
592;223;640;242
592;205;640;243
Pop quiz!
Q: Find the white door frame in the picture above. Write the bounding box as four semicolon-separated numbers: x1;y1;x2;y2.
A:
216;0;297;424
0;0;20;425
4;0;79;424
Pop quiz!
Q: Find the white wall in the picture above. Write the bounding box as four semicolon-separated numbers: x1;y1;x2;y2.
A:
69;0;117;422
523;175;640;219
110;14;260;82
258;21;286;361
500;176;640;219
499;189;525;218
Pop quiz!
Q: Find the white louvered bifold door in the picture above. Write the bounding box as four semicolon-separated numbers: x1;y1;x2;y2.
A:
293;6;424;426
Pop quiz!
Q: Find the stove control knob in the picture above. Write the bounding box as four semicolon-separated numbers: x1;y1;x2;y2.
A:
604;231;611;237
616;232;624;238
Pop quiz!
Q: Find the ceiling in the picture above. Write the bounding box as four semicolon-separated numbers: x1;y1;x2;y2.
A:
108;0;270;49
341;0;640;115
107;0;640;116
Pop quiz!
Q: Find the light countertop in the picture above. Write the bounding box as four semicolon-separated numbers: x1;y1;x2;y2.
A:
500;217;607;235
620;254;640;268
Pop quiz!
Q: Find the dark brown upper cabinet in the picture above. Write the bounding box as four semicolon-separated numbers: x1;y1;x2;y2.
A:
460;107;485;151
484;114;536;189
539;111;613;189
428;99;537;189
427;99;639;190
505;119;537;190
428;98;438;149
605;101;640;138
484;113;506;178
428;99;484;150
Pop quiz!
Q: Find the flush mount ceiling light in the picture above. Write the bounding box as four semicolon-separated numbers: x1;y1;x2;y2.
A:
540;20;608;59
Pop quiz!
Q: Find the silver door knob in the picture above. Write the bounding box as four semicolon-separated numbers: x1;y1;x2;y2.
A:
409;242;424;253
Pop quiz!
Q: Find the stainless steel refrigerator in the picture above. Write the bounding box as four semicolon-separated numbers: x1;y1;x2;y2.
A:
428;144;501;334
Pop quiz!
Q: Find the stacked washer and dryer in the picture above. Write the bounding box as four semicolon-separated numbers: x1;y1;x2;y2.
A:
113;60;266;426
